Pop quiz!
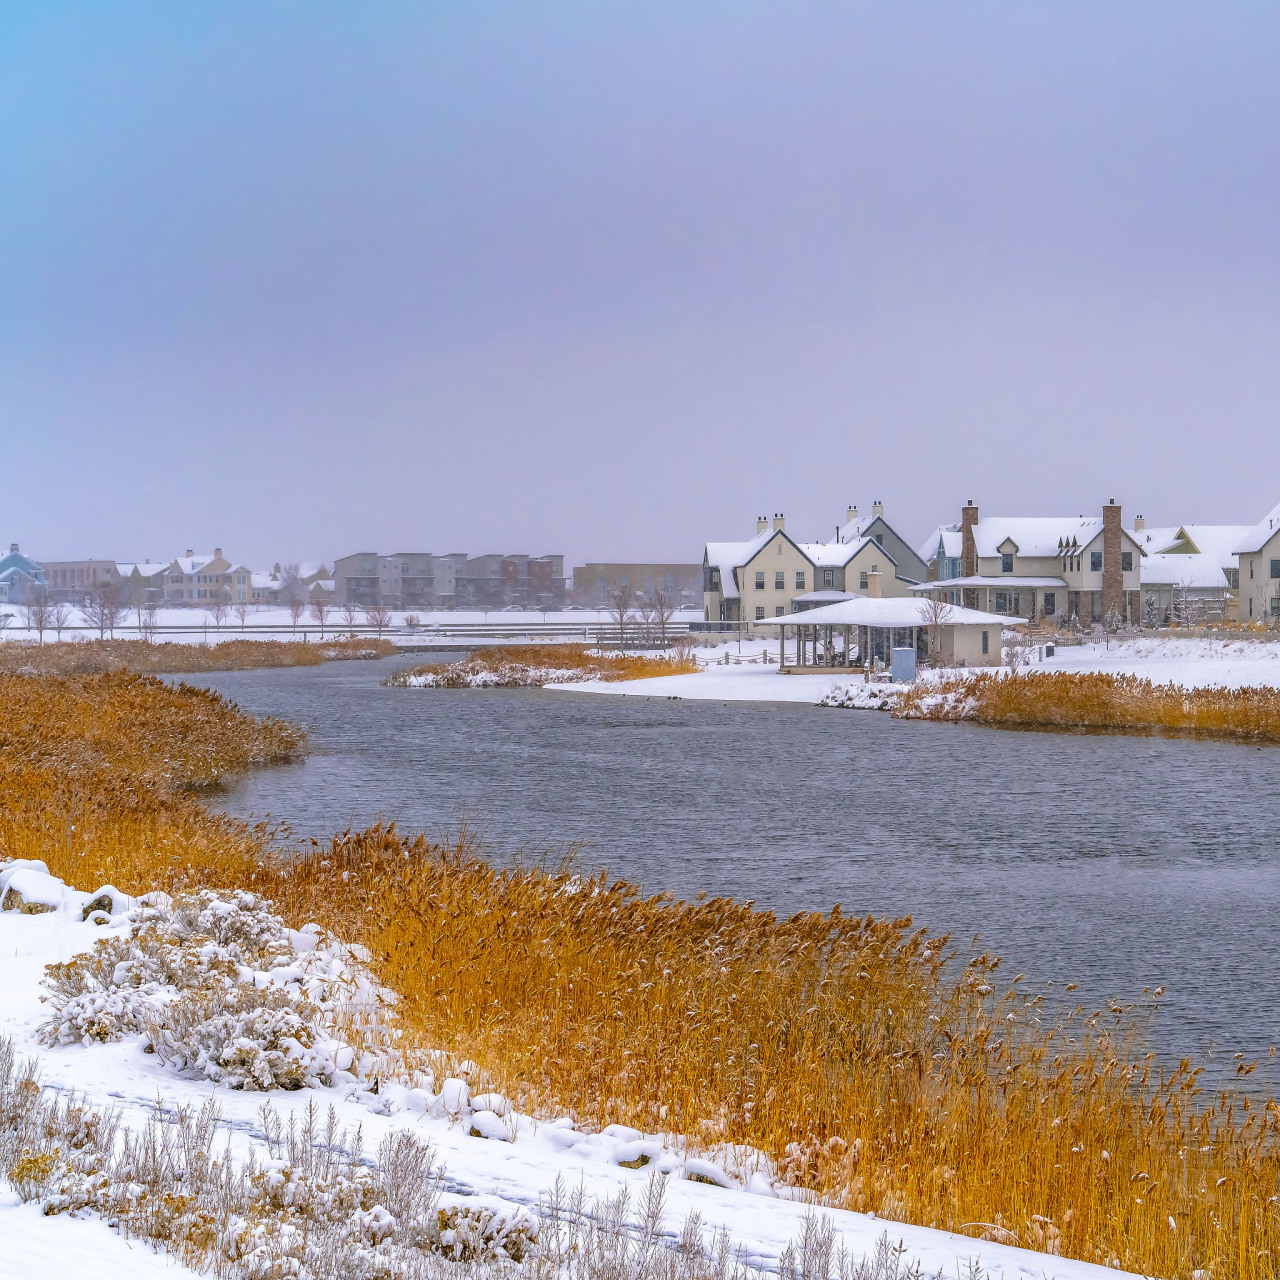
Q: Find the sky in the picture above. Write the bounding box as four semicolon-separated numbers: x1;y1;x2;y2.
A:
2;2;1279;568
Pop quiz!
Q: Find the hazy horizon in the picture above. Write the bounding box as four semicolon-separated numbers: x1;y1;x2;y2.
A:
3;3;1279;568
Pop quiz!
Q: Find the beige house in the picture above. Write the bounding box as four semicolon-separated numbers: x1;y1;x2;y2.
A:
916;500;1144;626
1132;519;1250;624
1234;500;1280;623
164;550;253;605
702;504;926;627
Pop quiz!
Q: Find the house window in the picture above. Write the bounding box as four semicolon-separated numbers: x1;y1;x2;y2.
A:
755;606;765;620
796;572;806;590
1227;568;1239;589
775;606;784;617
859;572;868;589
774;572;784;590
874;533;883;546
1090;552;1103;572
1121;551;1133;572
994;592;1009;613
710;569;720;590
1001;553;1013;574
821;569;832;589
1272;560;1280;579
1043;592;1056;616
981;630;989;655
1272;598;1280;615
754;572;765;590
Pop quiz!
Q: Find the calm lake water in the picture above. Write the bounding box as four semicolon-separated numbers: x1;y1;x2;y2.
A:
185;656;1280;1076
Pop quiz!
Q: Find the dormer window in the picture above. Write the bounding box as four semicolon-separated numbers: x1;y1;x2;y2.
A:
1001;553;1014;574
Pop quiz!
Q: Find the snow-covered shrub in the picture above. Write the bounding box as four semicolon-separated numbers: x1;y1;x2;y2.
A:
148;987;341;1090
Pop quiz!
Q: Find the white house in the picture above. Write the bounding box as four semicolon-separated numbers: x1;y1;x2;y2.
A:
1131;518;1250;623
1234;500;1280;623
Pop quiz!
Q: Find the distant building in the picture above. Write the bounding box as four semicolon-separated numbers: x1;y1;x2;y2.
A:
115;562;169;606
38;558;123;605
0;544;45;605
332;553;438;609
1235;500;1280;623
164;550;252;605
572;563;702;607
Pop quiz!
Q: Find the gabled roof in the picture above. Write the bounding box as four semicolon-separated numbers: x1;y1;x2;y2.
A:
116;562;168;579
802;535;889;569
0;550;44;578
704;529;775;599
169;553;224;575
1233;501;1280;555
971;516;1111;559
917;525;964;563
1141;553;1236;591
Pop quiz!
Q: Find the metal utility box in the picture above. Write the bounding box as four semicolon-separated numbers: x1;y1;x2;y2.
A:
891;647;917;684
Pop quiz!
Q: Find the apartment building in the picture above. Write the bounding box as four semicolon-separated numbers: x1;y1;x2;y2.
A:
333;553;437;609
38;559;124;604
572;563;702;607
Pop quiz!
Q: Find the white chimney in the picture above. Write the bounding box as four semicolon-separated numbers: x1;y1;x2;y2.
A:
872;500;884;519
846;505;858;524
186;548;194;558
214;547;222;559
772;513;786;533
756;516;768;534
866;570;882;598
1134;515;1145;530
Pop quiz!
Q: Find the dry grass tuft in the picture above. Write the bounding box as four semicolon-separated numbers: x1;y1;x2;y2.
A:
387;644;697;687
0;636;399;676
899;670;1280;741
4;672;1280;1278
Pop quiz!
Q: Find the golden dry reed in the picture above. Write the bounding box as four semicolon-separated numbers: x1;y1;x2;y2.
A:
899;670;1280;741
390;644;698;685
3;673;1279;1278
0;636;398;676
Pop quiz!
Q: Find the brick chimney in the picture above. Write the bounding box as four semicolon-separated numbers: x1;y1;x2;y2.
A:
756;516;768;534
772;513;785;532
1102;499;1123;621
865;570;882;598
960;501;979;578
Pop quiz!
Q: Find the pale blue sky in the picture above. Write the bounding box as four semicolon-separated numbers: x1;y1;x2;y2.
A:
2;3;1279;565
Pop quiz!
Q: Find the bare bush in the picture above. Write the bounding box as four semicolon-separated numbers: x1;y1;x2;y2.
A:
310;599;330;638
83;583;128;639
22;586;53;642
365;604;393;637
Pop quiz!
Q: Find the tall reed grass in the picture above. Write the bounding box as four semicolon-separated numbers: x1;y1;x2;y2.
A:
899;670;1280;741
0;636;398;675
387;644;698;687
4;672;1279;1278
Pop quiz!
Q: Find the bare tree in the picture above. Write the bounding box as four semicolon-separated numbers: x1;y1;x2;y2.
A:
919;595;955;667
51;602;73;640
209;590;229;630
233;600;250;630
83;582;128;639
288;597;307;631
141;602;160;642
341;602;359;637
309;599;330;639
647;583;677;648
364;604;392;638
403;614;422;634
608;583;634;648
0;611;12;632
22;586;53;643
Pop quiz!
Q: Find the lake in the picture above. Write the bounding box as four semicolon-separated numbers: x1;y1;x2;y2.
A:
185;656;1280;1078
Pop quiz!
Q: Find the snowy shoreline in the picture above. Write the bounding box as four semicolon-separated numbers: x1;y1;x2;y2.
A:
0;859;1137;1280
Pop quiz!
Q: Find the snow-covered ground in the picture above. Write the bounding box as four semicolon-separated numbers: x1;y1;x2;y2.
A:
553;636;1280;706
0;861;1133;1280
1037;635;1280;688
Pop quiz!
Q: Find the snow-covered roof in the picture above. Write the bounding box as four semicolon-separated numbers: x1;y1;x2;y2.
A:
910;576;1066;591
1141;553;1235;591
917;524;962;562
704;530;774;599
1136;525;1252;564
971;517;1111;559
115;562;167;578
751;597;1019;630
792;590;861;603
801;536;882;569
1233;502;1280;555
1132;526;1183;555
170;554;221;574
834;512;875;543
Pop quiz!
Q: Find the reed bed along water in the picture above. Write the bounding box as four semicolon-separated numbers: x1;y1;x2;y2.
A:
898;670;1280;741
386;644;698;687
3;673;1279;1278
0;635;399;676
